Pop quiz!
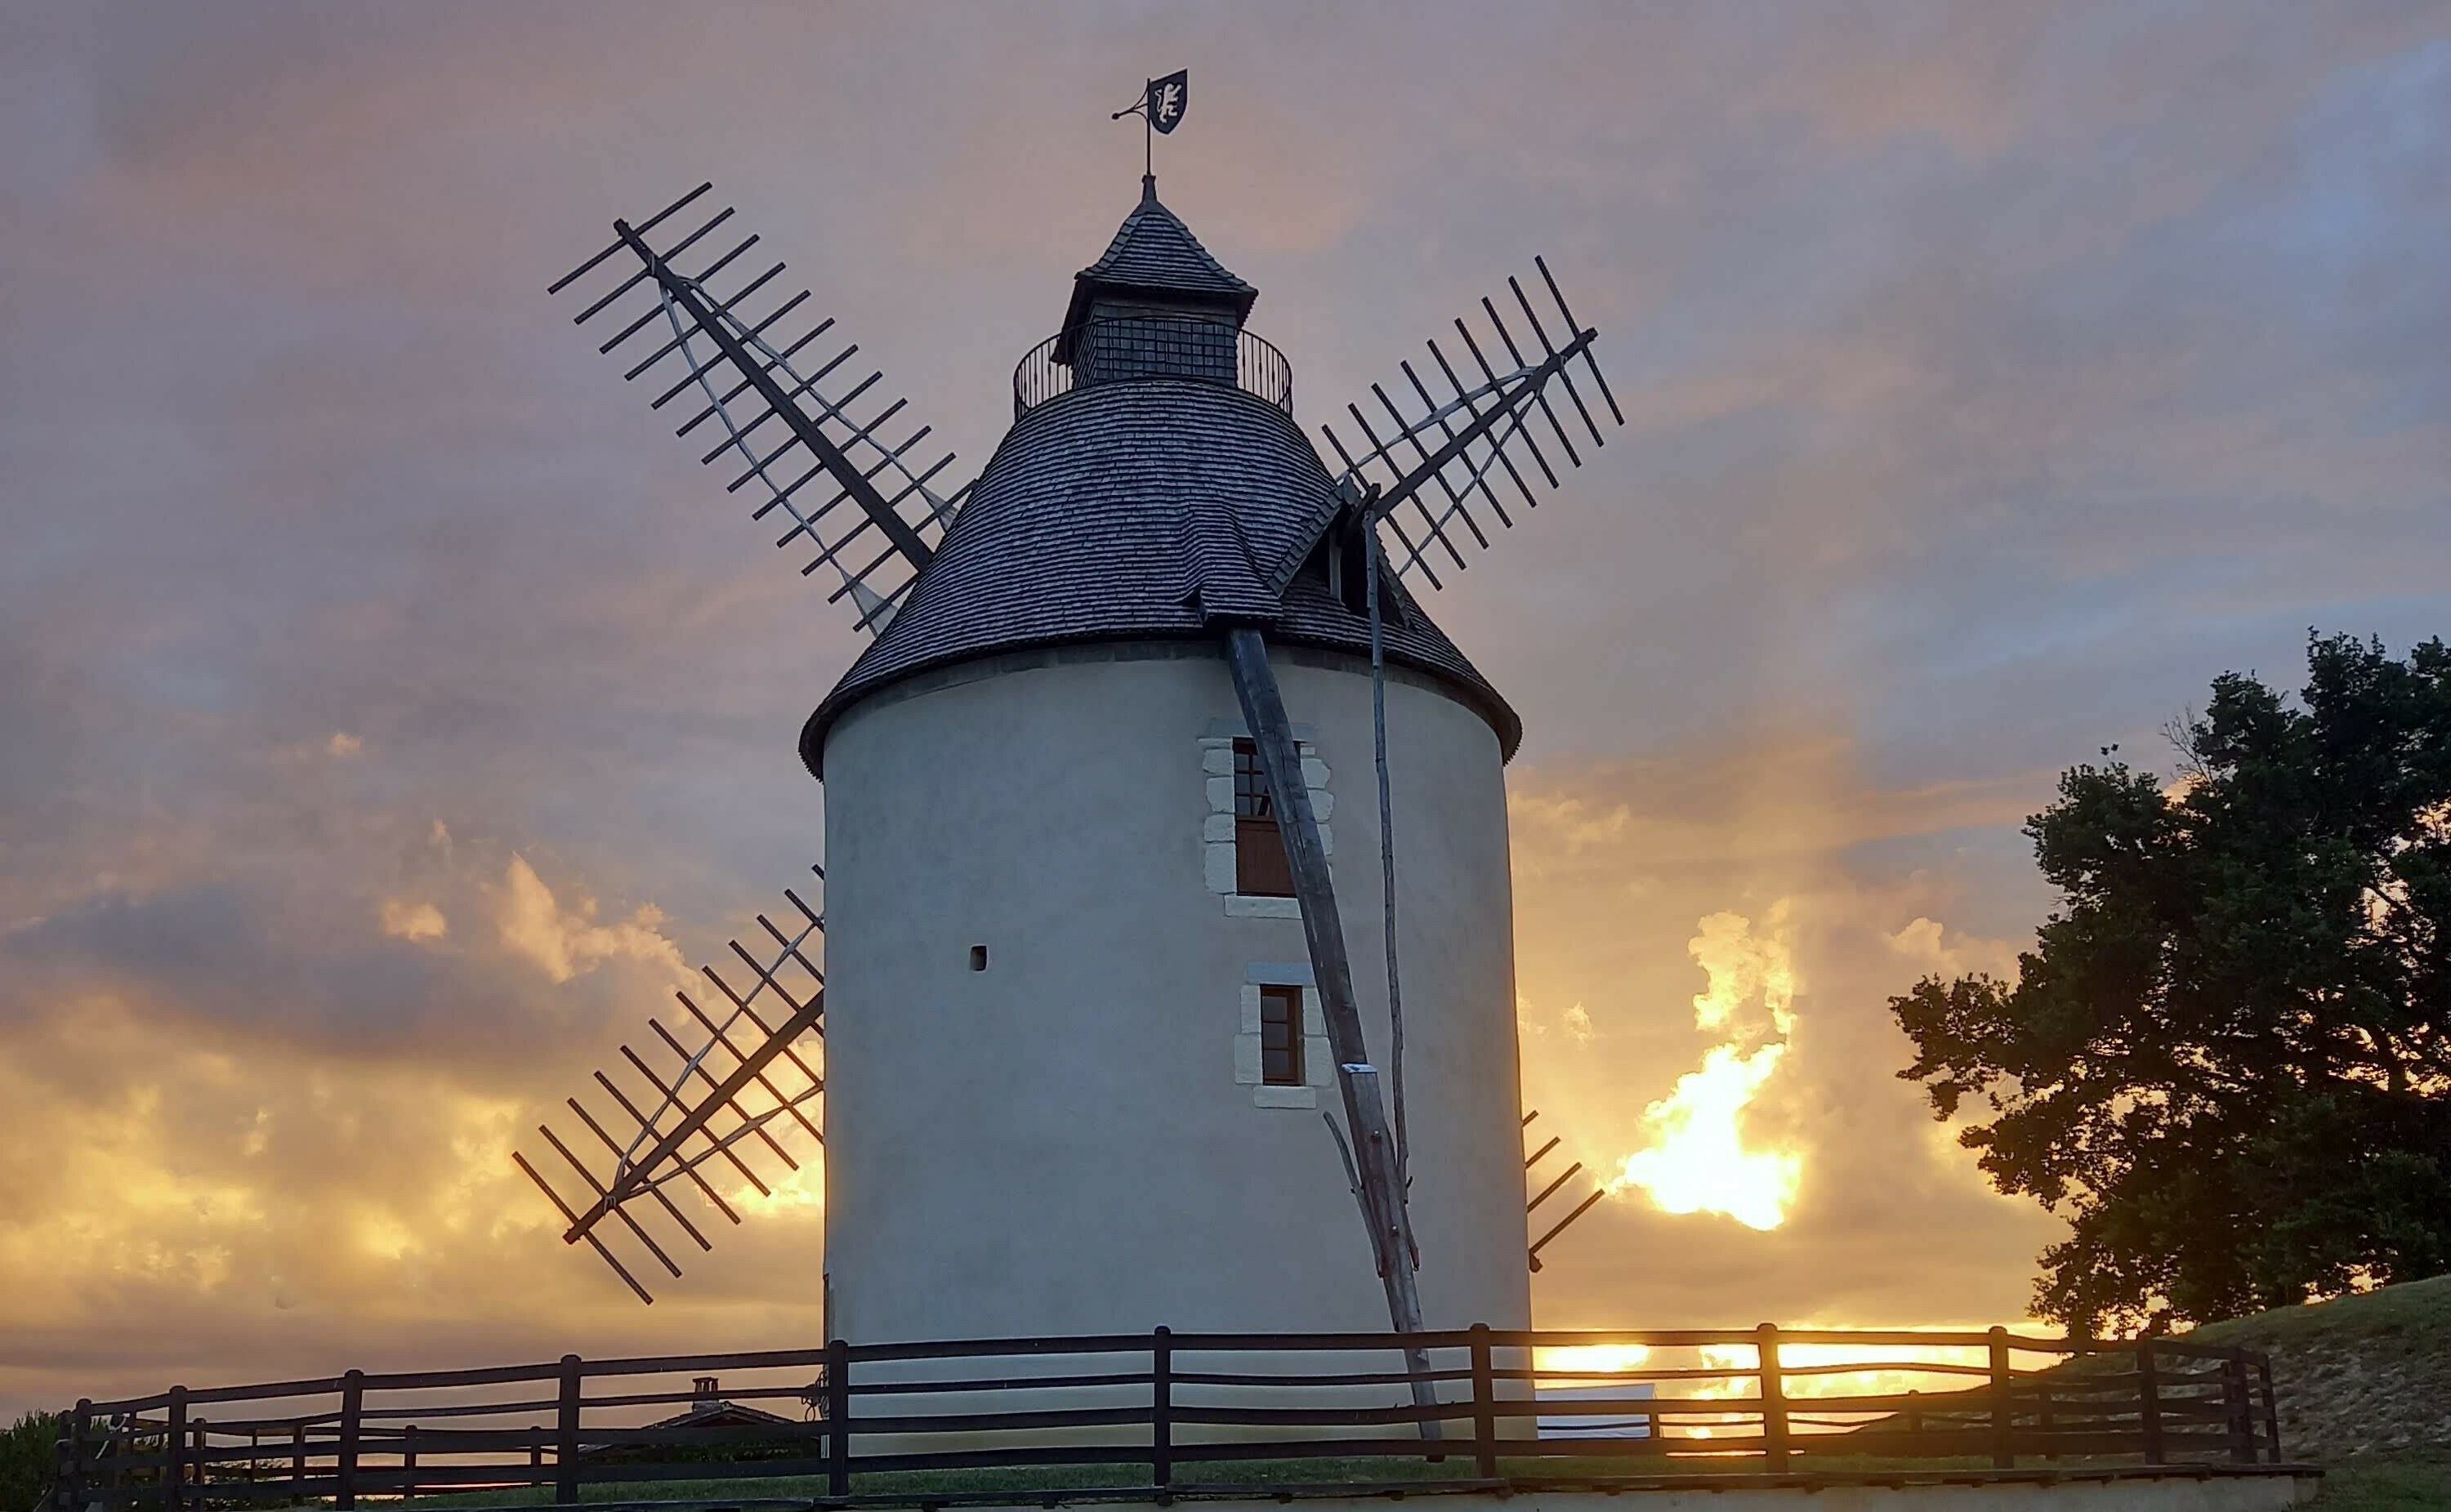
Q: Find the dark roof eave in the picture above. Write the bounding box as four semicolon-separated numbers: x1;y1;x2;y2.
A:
800;629;1520;779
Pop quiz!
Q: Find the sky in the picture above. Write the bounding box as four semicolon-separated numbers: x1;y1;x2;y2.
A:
3;1;2449;1414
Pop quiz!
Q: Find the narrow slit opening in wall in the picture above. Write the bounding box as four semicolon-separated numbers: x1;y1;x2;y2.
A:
1231;738;1296;897
969;944;988;972
1259;985;1305;1086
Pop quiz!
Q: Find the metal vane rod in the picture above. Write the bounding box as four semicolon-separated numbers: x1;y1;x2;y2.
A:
1362;492;1409;1186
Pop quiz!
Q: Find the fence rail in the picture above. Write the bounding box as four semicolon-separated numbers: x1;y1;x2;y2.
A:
55;1325;2286;1510
1011;318;1292;419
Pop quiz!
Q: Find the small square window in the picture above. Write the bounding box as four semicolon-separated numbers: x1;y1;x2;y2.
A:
1233;739;1295;897
1258;985;1305;1086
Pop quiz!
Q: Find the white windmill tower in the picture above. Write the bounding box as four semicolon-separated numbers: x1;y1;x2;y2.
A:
525;104;1620;1360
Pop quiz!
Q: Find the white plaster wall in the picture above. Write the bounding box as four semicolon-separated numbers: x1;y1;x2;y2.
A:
820;640;1527;1345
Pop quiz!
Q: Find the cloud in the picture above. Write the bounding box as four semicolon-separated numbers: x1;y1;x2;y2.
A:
1511;733;2066;1327
2;0;2446;1415
1885;916;2020;980
381;898;447;943
496;854;685;986
1606;905;1804;1231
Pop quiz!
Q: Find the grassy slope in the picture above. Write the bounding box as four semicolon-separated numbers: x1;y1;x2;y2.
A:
2184;1273;2451;1509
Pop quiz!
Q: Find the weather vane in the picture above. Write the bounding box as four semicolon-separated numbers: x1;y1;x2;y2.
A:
1112;69;1188;179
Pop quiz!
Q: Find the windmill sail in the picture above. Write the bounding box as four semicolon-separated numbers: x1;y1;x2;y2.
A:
1319;256;1623;591
550;185;970;634
1521;1108;1605;1273
515;869;828;1303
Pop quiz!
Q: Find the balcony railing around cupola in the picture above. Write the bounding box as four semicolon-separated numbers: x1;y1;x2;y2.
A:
1013;314;1292;419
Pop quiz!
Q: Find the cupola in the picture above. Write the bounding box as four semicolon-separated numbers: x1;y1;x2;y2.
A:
1049;176;1260;385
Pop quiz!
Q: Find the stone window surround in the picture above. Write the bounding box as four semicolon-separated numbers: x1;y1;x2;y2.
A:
1199;718;1331;920
1233;961;1332;1109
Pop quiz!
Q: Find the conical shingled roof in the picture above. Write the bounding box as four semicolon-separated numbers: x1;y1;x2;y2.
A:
799;192;1518;776
800;380;1519;774
1060;176;1258;335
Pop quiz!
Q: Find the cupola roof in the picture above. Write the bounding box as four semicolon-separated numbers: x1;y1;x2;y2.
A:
1060;176;1257;336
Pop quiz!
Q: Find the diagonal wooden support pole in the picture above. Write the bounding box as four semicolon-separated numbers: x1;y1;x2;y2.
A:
1224;627;1441;1438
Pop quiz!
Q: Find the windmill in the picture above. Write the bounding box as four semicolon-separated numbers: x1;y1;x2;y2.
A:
520;130;1619;1354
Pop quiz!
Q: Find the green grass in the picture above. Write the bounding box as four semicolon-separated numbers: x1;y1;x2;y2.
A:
2185;1274;2451;1505
2190;1273;2451;1356
2301;1456;2451;1511
2181;1273;2451;1467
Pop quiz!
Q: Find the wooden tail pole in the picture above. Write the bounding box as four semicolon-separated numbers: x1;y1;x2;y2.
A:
1223;627;1440;1437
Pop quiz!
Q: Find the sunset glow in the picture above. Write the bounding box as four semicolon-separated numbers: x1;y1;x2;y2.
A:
1607;908;1804;1230
5;2;2439;1416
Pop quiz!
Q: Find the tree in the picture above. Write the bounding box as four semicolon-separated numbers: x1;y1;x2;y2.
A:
1892;633;2451;1336
0;1411;58;1512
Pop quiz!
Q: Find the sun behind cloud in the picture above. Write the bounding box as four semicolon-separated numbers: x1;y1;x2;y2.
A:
1607;905;1805;1231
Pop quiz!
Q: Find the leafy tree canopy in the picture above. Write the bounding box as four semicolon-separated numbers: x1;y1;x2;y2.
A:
0;1411;58;1512
1892;633;2451;1336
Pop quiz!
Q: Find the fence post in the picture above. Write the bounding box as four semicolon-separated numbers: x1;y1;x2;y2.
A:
402;1424;419;1498
555;1355;583;1507
1987;1326;2014;1470
2256;1356;2282;1463
162;1388;186;1512
66;1400;91;1512
335;1372;362;1510
825;1338;850;1498
527;1425;542;1485
1755;1323;1788;1472
288;1422;305;1506
1467;1324;1497;1479
2136;1340;2163;1465
2037;1375;2058;1462
1150;1327;1172;1493
50;1412;70;1512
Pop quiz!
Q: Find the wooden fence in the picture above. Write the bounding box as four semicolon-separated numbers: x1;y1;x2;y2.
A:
55;1325;2287;1509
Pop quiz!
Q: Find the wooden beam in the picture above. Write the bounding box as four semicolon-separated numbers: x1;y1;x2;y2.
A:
1223;628;1440;1434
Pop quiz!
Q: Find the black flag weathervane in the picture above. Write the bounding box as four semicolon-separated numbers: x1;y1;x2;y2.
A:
1112;69;1188;176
